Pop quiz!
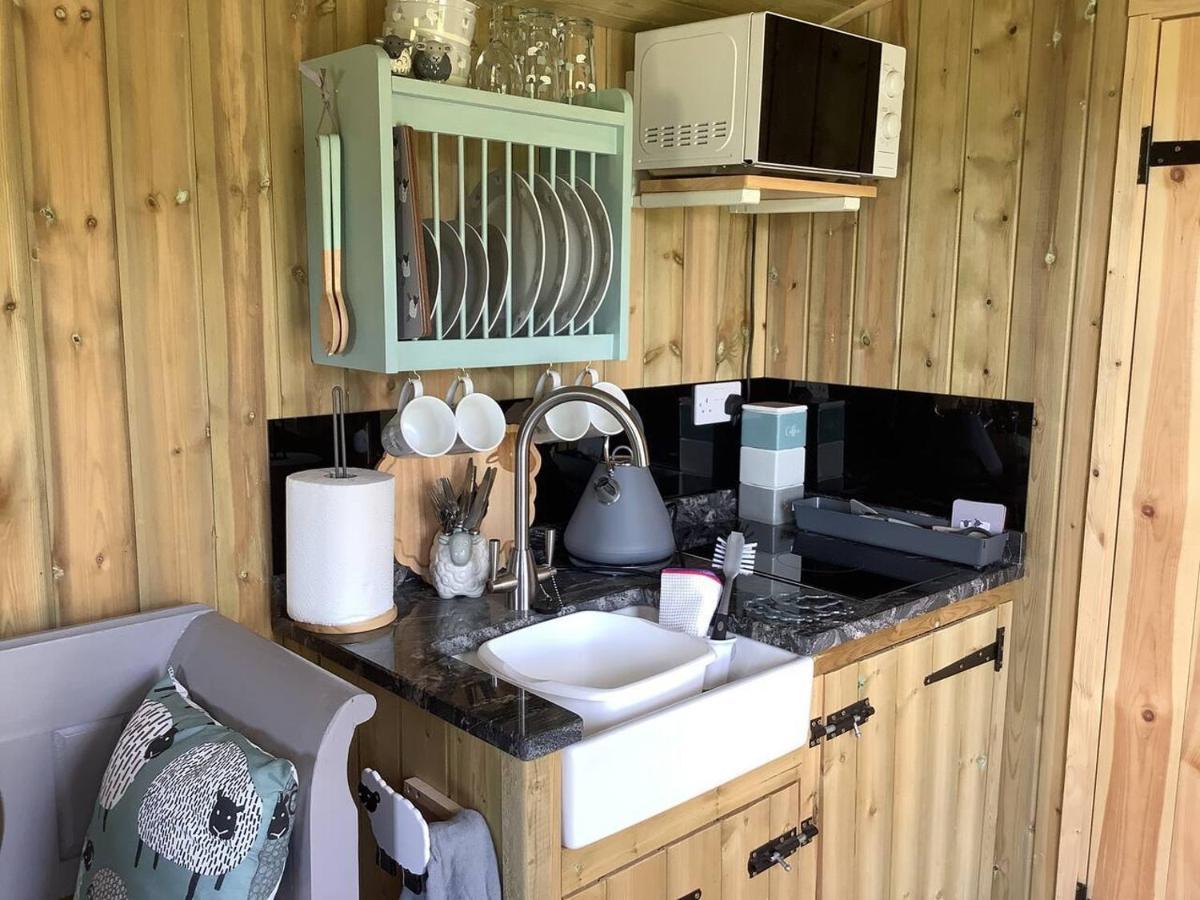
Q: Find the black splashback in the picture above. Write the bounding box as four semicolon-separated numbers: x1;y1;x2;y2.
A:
743;379;1033;529
266;378;1031;574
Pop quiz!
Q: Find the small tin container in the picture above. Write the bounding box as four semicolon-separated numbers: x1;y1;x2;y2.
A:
740;445;806;490
741;402;808;451
738;482;806;525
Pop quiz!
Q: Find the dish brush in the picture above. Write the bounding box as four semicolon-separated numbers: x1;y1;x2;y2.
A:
710;531;757;640
658;568;724;637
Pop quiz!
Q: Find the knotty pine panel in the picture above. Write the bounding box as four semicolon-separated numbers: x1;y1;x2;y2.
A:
189;0;278;634
105;0;218;609
0;0;54;636
10;0;139;627
762;2;1128;898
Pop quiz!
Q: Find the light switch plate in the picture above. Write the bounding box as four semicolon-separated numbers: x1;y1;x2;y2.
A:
693;381;742;425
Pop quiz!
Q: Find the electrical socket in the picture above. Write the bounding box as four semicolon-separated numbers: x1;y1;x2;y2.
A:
692;381;742;426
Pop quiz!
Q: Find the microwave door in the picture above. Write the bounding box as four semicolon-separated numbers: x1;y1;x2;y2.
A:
758;18;881;176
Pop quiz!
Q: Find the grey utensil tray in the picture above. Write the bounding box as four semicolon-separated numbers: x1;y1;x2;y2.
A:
791;496;1011;568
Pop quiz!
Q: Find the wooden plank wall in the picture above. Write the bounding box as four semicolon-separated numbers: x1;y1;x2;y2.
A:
1;0;621;631
0;1;1128;897
0;0;772;642
761;2;1129;898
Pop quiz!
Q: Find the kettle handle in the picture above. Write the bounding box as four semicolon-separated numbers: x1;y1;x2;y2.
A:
605;444;635;468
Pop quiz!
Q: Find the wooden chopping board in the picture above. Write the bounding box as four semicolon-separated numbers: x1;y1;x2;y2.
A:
376;426;540;577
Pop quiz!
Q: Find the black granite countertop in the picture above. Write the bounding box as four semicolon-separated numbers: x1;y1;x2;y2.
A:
275;493;1025;760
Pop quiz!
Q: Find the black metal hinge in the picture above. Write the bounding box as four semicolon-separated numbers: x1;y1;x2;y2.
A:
924;627;1005;686
1138;125;1200;183
1075;882;1089;900
810;698;875;746
747;818;819;878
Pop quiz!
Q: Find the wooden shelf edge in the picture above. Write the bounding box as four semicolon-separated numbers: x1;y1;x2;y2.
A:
637;173;878;199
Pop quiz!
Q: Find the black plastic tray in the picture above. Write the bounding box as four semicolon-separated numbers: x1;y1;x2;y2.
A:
791;496;1011;568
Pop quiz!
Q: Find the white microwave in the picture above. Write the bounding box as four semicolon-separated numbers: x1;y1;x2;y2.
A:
633;12;906;179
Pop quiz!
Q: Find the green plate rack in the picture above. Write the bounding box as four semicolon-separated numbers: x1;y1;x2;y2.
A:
300;45;633;373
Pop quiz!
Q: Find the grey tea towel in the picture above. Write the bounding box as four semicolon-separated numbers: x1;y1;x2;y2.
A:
400;808;502;900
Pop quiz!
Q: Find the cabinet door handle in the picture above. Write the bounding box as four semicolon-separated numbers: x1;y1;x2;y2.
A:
924;627;1006;686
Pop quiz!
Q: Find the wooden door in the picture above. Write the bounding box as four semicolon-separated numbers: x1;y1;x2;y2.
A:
816;606;1012;900
667;823;722;899
605;852;668;900
720;783;803;900
1062;13;1200;900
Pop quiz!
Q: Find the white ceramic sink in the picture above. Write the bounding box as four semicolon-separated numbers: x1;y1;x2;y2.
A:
464;607;814;848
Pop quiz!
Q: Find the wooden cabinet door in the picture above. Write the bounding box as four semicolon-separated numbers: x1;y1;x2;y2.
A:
602;851;668;900
816;605;1012;900
667;823;722;899
720;783;804;900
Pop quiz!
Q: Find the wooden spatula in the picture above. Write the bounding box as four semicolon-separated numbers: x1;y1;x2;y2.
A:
317;134;341;355
328;133;350;354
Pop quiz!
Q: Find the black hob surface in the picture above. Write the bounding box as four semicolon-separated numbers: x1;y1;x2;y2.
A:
682;526;964;604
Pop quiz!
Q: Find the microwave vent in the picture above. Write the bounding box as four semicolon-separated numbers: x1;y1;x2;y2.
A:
643;120;729;149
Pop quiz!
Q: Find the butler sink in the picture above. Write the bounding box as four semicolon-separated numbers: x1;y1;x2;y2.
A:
464;607;814;848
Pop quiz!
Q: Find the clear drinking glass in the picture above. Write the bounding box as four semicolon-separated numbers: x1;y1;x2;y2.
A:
517;9;561;101
559;16;596;101
473;2;521;93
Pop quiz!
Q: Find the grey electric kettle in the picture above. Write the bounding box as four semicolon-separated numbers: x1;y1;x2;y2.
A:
563;445;676;569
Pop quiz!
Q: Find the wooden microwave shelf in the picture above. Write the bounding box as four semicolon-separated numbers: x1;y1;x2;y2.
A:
635;173;877;214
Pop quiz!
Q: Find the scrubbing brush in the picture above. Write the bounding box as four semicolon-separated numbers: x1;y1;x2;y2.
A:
710;531;757;640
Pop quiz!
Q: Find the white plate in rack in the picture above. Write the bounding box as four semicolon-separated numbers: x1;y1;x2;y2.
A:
470;171;543;334
423;219;468;335
482;223;509;336
571;176;613;331
551;175;596;334
529;173;569;334
462;222;489;337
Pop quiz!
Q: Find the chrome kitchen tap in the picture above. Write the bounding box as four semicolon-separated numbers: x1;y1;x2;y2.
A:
488;386;650;613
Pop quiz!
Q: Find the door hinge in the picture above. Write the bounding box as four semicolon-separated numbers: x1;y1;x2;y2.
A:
924;626;1005;686
1138;125;1153;183
747;818;818;878
1138;124;1200;184
1075;882;1089;900
810;698;875;746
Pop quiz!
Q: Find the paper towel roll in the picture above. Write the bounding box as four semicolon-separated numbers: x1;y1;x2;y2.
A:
286;467;396;630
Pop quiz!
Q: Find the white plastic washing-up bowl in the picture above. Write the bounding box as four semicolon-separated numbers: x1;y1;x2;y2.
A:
475;610;716;734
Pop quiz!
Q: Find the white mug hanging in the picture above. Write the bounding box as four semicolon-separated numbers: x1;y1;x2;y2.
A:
381;376;457;458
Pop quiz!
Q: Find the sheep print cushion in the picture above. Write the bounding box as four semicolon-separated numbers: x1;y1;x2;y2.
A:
75;671;299;900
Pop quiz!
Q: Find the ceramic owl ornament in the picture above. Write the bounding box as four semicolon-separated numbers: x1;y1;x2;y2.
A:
429;531;489;599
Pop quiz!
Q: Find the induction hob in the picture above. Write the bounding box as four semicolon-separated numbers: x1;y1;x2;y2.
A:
682;526;963;603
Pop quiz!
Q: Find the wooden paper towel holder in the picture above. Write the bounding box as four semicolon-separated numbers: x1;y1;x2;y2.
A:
289;604;397;635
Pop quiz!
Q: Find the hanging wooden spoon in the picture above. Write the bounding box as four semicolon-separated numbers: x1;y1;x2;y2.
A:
317;134;341;355
329;133;350;354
